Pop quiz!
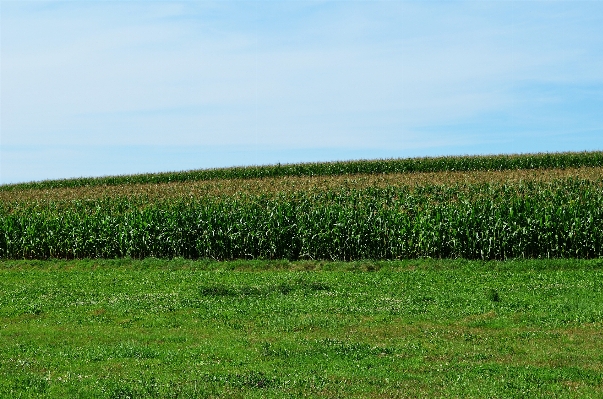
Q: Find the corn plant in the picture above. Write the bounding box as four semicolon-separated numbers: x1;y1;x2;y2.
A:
1;178;601;260
2;151;601;191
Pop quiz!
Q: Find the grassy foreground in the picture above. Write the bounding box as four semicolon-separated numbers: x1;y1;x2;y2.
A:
2;258;602;398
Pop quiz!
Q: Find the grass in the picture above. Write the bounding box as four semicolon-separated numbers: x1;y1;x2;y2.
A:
2;258;602;398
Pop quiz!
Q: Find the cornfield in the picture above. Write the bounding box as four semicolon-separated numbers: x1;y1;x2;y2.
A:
3;151;602;191
1;168;602;260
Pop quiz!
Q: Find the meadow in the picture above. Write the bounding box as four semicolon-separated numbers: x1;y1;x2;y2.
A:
1;151;602;397
1;259;602;398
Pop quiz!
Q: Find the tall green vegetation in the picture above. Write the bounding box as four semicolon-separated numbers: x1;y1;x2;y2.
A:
1;152;602;260
2;179;602;260
2;151;602;191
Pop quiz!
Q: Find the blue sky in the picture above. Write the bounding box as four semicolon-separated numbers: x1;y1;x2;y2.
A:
1;1;602;184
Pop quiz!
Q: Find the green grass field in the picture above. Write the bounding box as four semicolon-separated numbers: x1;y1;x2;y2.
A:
2;259;602;398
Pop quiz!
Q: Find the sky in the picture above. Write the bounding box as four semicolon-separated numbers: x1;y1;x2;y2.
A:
1;1;602;184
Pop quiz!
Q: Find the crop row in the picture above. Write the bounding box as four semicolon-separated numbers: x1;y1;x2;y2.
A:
1;180;601;260
3;166;602;206
2;151;602;191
